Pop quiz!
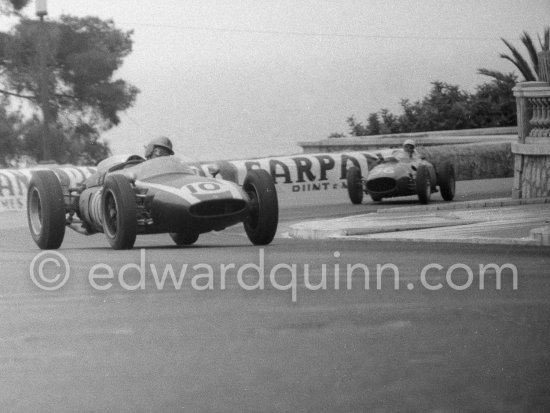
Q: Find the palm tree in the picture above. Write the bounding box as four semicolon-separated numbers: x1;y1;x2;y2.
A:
479;27;549;81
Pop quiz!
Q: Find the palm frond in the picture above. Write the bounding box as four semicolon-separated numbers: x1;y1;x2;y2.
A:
501;38;537;80
520;31;539;75
476;68;509;82
538;27;550;51
500;53;536;81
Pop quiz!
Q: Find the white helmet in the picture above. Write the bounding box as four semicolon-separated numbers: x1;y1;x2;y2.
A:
403;139;415;148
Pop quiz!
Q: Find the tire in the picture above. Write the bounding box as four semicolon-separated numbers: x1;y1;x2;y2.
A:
346;166;364;205
170;232;199;246
102;174;137;250
243;169;279;245
437;161;456;201
370;194;383;202
27;170;66;249
416;165;432;204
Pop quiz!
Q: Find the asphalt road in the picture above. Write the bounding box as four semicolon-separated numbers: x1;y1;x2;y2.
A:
1;177;549;412
279;176;515;222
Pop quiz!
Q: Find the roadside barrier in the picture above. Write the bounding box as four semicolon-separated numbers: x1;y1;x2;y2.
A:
0;152;380;212
0;165;95;212
0;142;512;212
195;151;395;207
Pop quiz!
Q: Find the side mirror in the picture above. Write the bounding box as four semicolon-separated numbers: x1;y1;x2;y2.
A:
207;164;220;178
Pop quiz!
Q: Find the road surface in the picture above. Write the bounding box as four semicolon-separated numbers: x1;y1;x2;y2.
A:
1;177;549;412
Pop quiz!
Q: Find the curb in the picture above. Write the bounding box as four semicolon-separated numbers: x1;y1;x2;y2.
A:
331;235;542;246
376;197;550;214
288;218;485;240
288;227;546;246
288;198;550;246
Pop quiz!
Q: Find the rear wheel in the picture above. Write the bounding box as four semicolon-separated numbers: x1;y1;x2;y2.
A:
27;170;66;249
243;169;278;245
170;232;199;246
102;174;137;250
437;161;456;201
416;165;431;204
346;166;364;204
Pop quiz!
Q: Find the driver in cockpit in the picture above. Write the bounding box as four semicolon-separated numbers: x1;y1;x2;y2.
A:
144;136;175;159
391;139;421;162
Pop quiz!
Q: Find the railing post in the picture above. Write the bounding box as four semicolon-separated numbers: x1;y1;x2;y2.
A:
512;81;550;198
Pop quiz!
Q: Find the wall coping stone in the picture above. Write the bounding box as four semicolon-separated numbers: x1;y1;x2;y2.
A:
512;143;550;155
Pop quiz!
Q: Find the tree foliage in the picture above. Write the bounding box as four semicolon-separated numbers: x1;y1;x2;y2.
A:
0;0;30;15
469;73;517;127
379;108;400;134
346;115;369;136
0;14;139;165
340;75;517;137
0;97;23;165
397;82;471;132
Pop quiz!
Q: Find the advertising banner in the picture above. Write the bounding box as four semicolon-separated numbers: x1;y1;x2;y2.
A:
0;150;388;211
0;166;96;212
201;151;385;206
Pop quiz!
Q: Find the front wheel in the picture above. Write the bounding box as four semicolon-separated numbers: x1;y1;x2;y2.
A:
346;166;364;204
416;165;431;204
102;174;137;250
27;170;66;249
170;232;199;246
243;169;278;245
437;161;456;201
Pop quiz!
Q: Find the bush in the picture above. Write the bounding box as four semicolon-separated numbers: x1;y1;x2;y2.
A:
420;142;513;181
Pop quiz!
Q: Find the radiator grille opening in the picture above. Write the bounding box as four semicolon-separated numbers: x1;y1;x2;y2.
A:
189;199;247;217
366;177;396;193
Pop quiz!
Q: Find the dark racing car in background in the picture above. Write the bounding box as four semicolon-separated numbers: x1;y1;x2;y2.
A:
27;155;278;250
346;154;456;204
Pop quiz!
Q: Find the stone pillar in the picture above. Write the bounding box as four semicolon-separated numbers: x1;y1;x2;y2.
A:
512;82;550;198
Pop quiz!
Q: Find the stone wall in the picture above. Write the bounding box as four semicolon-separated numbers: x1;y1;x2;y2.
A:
299;127;516;154
520;156;550;198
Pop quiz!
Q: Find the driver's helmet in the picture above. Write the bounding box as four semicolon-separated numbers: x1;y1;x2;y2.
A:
403;139;416;153
403;139;415;149
145;136;174;159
